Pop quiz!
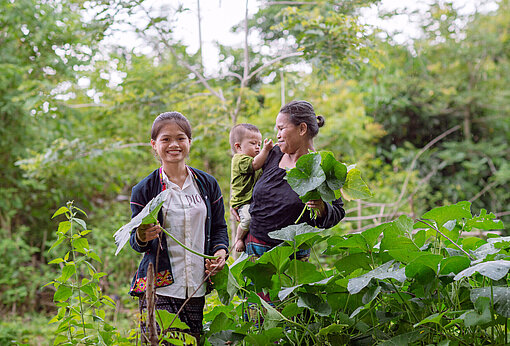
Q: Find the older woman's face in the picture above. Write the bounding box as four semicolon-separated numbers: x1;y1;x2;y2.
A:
275;112;303;154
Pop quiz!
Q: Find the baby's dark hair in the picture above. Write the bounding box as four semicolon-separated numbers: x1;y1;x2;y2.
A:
229;123;260;154
279;100;325;138
151;111;192;140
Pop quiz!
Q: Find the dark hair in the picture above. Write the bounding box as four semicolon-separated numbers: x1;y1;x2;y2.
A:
151;111;192;140
229;123;260;154
279;100;325;138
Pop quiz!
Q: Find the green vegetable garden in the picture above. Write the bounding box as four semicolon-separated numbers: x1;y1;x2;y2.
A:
1;0;509;345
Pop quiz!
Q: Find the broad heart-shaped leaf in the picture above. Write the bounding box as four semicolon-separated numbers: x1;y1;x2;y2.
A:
155;309;189;331
405;254;443;279
316;181;336;203
285;152;325;196
268;223;323;245
286;260;324;285
465;208;504;231
420;201;472;228
257;246;294;273
460;296;492;327
348;260;406;294
340;168;372;201
296;291;331;316
209;331;245;346
319;151;347;190
470;236;510;260
299;189;321;203
113;189;170;255
439;256;471;276
471;287;510;318
454;260;510;281
212;264;240;305
242;262;277;290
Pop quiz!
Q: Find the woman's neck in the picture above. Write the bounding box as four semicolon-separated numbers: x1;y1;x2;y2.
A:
280;142;315;169
162;163;188;188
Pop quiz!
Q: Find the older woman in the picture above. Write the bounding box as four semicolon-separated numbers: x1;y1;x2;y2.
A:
245;100;345;258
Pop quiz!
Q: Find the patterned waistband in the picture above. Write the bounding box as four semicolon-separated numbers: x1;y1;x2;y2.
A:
245;232;268;245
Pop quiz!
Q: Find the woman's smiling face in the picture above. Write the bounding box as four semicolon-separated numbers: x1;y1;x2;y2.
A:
275;112;303;154
151;121;191;165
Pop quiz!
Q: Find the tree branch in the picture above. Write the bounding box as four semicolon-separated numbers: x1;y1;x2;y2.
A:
247;51;304;80
388;125;461;218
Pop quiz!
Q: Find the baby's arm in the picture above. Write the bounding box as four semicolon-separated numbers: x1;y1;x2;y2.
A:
252;138;274;171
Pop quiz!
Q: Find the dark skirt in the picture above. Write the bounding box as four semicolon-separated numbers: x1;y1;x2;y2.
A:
139;294;205;345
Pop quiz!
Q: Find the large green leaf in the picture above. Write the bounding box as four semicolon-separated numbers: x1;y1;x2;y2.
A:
113;189;170;255
420;201;472;228
334;253;372;275
155;309;189;331
454;260;510;281
286;260;324;285
471;287;510;318
340;168;372;201
348;260;406;294
439;256;471;276
53;285;73;302
285;152;325;196
470;236;510;260
242;262;277;290
319;151;347;190
460;296;492;327
405;254;443;279
465;209;504;231
213;264;240;305
268;223;323;245
296;291;331;316
257;246;294;272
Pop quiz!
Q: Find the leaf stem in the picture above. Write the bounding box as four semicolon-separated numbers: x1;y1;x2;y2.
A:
416;219;475;260
295;205;308;224
69;204;87;339
161;228;218;260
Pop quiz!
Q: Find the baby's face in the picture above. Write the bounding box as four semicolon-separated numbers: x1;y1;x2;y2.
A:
238;130;262;157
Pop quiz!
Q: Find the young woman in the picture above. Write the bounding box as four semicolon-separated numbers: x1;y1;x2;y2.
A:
128;111;229;343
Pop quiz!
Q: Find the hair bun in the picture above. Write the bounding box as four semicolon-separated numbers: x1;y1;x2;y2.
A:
317;115;325;128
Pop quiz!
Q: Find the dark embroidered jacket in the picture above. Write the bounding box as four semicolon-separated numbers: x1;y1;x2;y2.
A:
128;167;229;296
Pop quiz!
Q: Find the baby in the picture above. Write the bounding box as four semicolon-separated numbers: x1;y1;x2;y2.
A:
229;123;273;252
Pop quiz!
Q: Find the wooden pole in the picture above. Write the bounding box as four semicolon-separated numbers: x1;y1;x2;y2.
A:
146;263;158;345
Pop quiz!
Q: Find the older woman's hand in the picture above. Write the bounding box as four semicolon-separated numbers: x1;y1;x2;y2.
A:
306;199;326;218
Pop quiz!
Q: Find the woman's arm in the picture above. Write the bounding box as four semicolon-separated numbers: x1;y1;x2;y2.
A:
209;180;230;255
129;186;154;253
313;197;346;229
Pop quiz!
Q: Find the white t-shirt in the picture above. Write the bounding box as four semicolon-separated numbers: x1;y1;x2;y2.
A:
157;168;207;298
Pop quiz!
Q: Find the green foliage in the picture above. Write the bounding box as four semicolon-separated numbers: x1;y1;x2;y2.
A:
285;151;371;220
207;201;509;345
47;202;131;345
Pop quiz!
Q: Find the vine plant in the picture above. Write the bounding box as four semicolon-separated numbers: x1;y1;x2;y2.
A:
208;202;509;345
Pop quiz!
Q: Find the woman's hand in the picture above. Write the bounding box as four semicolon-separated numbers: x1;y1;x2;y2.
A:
136;223;161;243
205;249;227;276
230;207;240;222
306;199;326;218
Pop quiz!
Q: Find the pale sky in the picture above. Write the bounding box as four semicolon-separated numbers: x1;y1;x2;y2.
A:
102;0;499;76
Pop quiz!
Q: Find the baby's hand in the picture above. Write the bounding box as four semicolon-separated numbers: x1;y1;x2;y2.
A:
262;138;274;152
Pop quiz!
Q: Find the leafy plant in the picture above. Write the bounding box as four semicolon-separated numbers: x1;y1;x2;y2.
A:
285;151;372;221
207;201;508;345
47;202;131;345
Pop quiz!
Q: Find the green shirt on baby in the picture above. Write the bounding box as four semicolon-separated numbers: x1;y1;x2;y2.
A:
230;153;262;209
